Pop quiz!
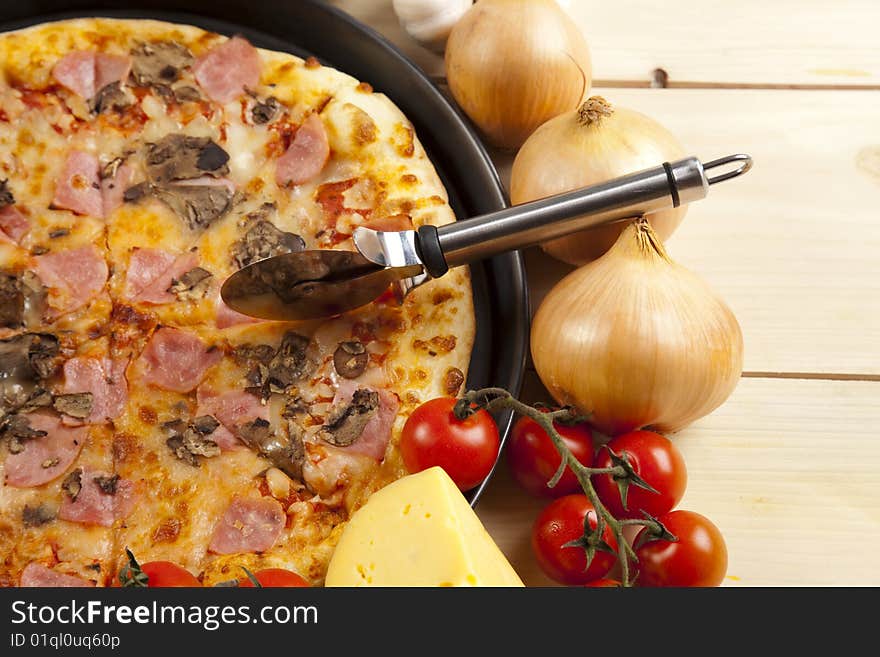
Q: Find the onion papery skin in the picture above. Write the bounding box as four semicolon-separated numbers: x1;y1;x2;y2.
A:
445;0;591;150
531;221;744;436
511;97;686;264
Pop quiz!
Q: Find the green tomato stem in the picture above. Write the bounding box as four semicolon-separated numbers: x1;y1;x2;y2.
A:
461;388;666;587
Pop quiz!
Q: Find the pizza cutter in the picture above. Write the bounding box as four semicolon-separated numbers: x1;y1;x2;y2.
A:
221;154;752;320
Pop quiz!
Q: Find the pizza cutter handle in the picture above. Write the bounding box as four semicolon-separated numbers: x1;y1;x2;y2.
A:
416;154;752;278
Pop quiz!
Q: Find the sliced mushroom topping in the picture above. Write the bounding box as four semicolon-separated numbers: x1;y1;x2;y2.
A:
160;418;186;435
233;343;276;366
321;388;379;447
281;396;308;419
0;273;23;328
52;392;94;419
333;340;369;379
93;474;120;495
152;183;234;231
164;416;221;467
232;333;313;398
28;334;61;380
231;204;306;269
145;134;230;183
251;96;280;124
0;333;60;412
0;179;14;207
123;181;152;203
19;272;47;328
172;85;201;103
266;332;312;391
0;272;42;330
62;468;83;501
17;387;53;414
90;81;131;114
1;414;48;454
130;41;195;88
167;266;213;300
22;503;56;527
190;414;220;435
236;417;272;447
237;417;305;481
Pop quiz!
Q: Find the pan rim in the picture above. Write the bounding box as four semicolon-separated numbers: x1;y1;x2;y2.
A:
0;0;530;507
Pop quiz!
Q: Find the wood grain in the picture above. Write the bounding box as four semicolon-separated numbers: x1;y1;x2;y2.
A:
498;88;880;376
329;0;880;88
478;374;880;586
329;0;880;587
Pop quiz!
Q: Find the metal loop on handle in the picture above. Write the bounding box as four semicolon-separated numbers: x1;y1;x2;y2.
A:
703;154;753;185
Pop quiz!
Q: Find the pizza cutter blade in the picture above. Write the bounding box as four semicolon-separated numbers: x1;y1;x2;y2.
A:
221;154;752;321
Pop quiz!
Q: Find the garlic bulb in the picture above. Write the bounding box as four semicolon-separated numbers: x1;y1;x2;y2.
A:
554;0;573;14
511;96;686;265
531;220;743;436
445;0;591;149
393;0;473;52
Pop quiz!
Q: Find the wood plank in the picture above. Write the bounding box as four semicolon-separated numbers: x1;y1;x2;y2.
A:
493;88;880;376
477;374;880;586
330;0;880;87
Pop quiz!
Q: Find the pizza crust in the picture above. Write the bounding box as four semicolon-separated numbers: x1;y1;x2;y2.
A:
0;17;475;586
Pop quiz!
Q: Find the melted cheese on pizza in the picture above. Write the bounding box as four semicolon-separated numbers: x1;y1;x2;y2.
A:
0;18;475;587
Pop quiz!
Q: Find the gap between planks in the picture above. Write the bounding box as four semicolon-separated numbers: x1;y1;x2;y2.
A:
742;371;880;382
524;366;880;384
429;76;880;92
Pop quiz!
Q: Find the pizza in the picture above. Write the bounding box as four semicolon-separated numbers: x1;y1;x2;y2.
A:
0;18;474;587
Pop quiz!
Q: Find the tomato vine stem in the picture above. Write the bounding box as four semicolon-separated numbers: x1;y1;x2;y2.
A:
457;387;668;587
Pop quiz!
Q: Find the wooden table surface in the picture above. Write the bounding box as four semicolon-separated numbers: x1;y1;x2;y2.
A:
331;0;880;586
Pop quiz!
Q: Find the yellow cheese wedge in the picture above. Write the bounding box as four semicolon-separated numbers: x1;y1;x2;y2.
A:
325;467;524;587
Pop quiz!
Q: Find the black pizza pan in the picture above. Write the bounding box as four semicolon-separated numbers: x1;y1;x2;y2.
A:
0;0;529;506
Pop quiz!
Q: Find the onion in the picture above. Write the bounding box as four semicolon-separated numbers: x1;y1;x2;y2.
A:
445;0;590;149
511;96;686;264
531;220;743;436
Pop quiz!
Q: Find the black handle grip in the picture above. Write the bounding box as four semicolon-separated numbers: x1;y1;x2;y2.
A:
416;224;449;279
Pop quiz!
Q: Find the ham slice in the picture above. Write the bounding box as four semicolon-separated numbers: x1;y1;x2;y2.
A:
363;214;414;233
137;327;221;393
196;387;268;450
194;36;261;103
59;467;136;527
123;248;175;300
94;54;132;93
4;412;86;488
124;248;198;305
275;113;330;187
209;496;285;554
101;163;132;217
328;379;399;461
52;150;103;218
20;563;95;588
62;357;128;424
52;51;131;100
0;205;29;243
33;245;108;315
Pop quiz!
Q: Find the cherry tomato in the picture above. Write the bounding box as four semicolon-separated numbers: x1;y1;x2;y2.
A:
507;414;593;497
115;561;200;587
239;568;310;587
400;397;500;491
592;430;687;519
634;510;728;587
584;578;621;588
531;494;618;585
